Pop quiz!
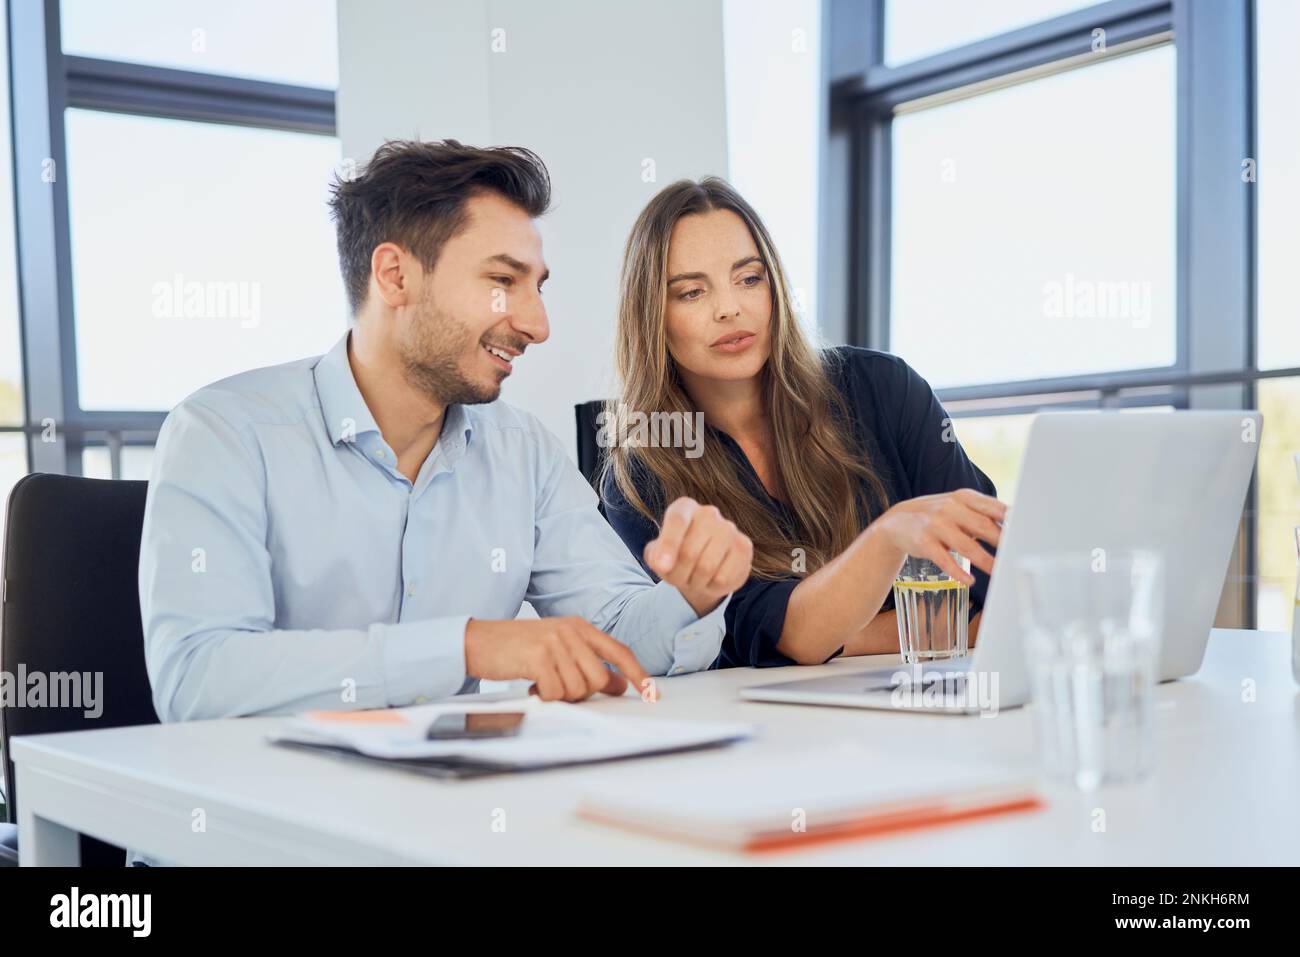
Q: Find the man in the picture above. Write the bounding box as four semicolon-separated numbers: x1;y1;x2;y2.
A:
138;140;752;728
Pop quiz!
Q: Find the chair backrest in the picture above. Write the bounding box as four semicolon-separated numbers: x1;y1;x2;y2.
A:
1;473;157;864
577;397;611;488
574;400;613;522
574;399;609;489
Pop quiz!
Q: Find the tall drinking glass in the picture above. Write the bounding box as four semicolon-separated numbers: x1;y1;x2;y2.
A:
1017;551;1163;790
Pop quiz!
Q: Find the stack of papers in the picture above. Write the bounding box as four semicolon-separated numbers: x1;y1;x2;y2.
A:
268;696;753;778
576;744;1043;852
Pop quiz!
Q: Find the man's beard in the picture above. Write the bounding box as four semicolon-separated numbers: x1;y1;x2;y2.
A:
399;297;502;407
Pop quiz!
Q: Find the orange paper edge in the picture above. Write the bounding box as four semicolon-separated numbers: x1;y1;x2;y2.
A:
304;709;410;725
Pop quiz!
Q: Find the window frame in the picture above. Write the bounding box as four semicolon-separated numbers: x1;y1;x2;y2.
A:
823;0;1279;626
6;0;337;475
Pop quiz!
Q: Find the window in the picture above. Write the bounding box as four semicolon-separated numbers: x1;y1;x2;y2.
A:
948;413;1036;503
1253;0;1300;633
7;0;339;479
1;4;28;558
1255;0;1300;372
885;0;1100;66
1;4;23;428
1255;380;1300;633
0;433;27;565
834;0;1265;626
889;45;1176;388
59;0;339;89
81;444;156;481
65;109;345;411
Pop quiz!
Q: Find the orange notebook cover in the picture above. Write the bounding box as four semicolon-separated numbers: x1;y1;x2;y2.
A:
576;745;1044;853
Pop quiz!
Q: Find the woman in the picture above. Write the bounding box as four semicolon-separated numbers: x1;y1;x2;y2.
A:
600;177;1006;668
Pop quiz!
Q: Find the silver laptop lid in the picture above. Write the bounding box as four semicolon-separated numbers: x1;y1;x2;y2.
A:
971;409;1261;706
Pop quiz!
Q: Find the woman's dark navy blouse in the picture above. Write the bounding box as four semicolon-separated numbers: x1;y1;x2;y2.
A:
599;346;998;669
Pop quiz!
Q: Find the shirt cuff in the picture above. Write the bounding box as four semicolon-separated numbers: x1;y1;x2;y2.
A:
658;582;732;676
374;616;469;705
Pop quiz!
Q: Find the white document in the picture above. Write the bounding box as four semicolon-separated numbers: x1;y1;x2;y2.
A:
268;696;753;769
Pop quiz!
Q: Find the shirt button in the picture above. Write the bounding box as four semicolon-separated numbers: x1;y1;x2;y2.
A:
406;584;416;598
672;666;684;675
415;696;428;704
682;631;696;641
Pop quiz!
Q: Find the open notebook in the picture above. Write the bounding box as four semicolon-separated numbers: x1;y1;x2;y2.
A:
267;696;754;778
576;744;1044;852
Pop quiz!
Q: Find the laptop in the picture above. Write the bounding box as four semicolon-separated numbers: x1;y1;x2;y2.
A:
739;410;1262;715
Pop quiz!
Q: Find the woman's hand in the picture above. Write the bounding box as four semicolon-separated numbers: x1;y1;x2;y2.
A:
644;497;754;617
868;488;1007;586
776;488;1003;666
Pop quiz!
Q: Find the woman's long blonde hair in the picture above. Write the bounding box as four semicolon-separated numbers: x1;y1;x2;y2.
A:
605;177;890;580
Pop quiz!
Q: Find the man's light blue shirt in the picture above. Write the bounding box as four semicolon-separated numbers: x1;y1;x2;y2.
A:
138;331;729;724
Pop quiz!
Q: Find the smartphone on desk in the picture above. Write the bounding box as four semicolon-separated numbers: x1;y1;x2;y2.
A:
426;711;526;740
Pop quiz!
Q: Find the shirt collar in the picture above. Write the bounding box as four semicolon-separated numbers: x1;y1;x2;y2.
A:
312;330;474;451
314;331;381;445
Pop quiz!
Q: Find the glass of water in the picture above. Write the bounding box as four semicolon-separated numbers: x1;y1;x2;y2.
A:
893;553;971;664
1017;551;1163;791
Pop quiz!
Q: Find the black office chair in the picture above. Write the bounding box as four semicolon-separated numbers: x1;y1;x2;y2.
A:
575;400;611;522
575;399;609;485
1;473;159;866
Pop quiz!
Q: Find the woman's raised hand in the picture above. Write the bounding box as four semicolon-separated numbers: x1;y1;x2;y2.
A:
868;488;1007;586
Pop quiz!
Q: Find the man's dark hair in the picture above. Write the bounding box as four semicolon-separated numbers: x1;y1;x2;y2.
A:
328;139;551;313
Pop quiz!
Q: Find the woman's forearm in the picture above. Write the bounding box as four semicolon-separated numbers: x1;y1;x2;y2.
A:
775;523;906;664
843;609;901;656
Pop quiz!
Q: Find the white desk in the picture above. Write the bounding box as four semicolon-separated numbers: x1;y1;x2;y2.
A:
12;628;1299;865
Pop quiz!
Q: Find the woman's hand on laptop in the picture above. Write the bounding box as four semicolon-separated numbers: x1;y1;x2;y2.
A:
643;497;754;617
870;488;1006;585
464;617;653;702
